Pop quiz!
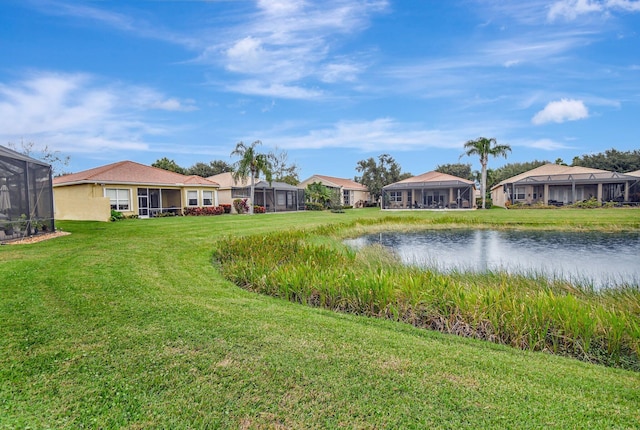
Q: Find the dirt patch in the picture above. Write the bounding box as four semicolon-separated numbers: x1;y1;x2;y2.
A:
4;230;71;245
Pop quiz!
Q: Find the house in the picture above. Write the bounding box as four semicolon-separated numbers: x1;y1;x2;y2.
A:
208;172;303;212
382;171;476;209
0;145;55;241
490;164;640;207
53;161;219;221
298;174;370;207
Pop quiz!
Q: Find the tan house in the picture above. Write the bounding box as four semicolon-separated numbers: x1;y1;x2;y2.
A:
208;172;303;212
53;161;219;221
490;164;640;207
382;171;476;209
299;174;370;207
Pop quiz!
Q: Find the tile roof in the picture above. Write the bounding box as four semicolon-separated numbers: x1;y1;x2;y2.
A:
394;171;475;185
492;164;612;189
207;172;252;188
627;169;640;178
301;174;368;191
53;161;219;187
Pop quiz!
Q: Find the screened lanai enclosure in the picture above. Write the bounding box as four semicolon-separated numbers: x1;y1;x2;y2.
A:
382;176;476;210
231;180;304;212
498;171;640;207
0;145;54;242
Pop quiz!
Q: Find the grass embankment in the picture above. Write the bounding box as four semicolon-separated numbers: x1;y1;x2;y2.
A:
2;208;640;428
214;216;640;370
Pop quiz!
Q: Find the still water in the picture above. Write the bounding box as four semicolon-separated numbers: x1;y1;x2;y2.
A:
344;230;640;288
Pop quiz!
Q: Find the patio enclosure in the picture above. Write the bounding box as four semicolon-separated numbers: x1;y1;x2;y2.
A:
382;180;474;209
0;145;54;241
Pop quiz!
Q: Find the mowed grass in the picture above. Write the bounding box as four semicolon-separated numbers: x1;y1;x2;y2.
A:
1;208;639;428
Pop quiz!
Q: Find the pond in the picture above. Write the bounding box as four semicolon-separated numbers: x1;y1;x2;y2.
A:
344;230;640;288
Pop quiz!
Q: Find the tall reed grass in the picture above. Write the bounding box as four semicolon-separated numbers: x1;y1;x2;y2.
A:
212;220;640;370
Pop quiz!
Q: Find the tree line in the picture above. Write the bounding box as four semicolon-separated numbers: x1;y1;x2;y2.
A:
151;146;300;186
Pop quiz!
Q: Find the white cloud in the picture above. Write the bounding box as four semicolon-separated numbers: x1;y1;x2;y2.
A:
0;72;189;153
527;138;575;150
206;0;389;97
226;80;324;99
532;98;589;124
265;118;472;151
548;0;640;21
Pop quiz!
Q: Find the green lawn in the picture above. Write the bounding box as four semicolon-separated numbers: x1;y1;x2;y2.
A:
1;208;639;429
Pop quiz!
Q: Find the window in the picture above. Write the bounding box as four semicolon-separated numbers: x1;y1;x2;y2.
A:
105;188;130;211
390;191;402;202
203;191;213;206
515;187;526;200
277;192;286;206
343;190;350;205
187;190;198;206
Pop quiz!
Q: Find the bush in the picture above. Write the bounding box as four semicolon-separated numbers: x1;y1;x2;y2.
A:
183;206;224;216
220;204;232;214
253;205;266;214
110;210;124;222
476;197;492;209
233;199;249;214
571;197;602;209
305;202;325;211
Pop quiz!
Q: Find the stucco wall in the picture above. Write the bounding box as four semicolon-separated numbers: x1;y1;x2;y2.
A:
54;184;112;221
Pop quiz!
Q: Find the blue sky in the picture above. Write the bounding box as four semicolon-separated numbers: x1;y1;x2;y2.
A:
1;0;639;180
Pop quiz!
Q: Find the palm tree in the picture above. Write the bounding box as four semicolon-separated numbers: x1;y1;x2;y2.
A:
462;137;511;209
231;140;273;215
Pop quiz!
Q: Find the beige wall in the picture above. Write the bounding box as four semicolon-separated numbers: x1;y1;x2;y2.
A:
491;187;507;207
54;184;112;221
55;183;219;221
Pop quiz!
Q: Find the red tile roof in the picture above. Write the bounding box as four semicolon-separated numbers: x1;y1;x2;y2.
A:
53;161;219;187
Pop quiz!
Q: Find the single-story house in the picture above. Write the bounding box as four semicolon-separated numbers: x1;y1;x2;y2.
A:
490;164;640;207
0;145;55;241
298;174;370;207
208;172;304;212
382;171;476;209
53;161;219;221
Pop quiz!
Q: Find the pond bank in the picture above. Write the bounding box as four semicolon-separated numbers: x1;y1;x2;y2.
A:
213;216;640;371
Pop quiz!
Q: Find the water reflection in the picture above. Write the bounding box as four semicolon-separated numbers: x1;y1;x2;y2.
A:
344;230;640;288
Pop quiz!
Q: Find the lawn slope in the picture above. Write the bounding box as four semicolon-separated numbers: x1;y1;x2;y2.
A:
1;209;639;429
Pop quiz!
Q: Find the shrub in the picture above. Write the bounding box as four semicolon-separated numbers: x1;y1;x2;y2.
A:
220;204;232;214
305;202;325;211
233;199;249;214
476;197;492;209
110;210;124;222
183;206;224;216
571;197;602;209
254;205;266;214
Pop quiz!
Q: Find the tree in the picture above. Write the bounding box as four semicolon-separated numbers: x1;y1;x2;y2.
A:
435;163;473;180
185;160;234;177
305;181;333;208
230;140;273;215
487;160;549;190
208;160;234;176
152;157;186;174
354;154;412;202
572;149;640;173
461;137;511;209
8;140;70;175
268;147;300;185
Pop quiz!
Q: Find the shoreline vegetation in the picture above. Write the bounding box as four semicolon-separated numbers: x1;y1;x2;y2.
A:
213;214;640;371
3;208;640;428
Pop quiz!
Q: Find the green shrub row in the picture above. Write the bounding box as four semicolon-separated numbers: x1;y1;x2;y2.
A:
212;222;640;371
